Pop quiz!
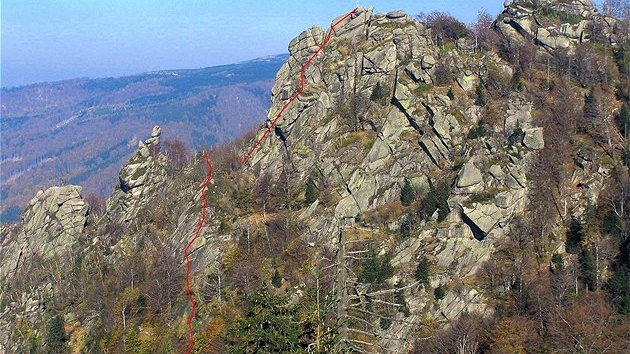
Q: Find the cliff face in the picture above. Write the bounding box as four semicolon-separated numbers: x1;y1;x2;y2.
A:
242;8;543;350
2;2;629;353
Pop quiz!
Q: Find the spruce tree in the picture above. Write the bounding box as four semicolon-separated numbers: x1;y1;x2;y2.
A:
474;83;486;107
415;256;430;284
617;103;630;137
227;288;305;353
46;314;67;354
400;179;415;206
579;246;597;291
272;268;282;288
566;217;584;254
305;179;317;205
511;69;523;91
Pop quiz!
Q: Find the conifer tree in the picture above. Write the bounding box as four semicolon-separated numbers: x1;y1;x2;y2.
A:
415;256;430;284
46;314;67;354
401;179;416;206
474;83;486;107
566;217;584;254
305;179;317;205
227;288;306;353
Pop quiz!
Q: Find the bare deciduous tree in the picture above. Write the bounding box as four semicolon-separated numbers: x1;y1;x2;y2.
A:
162;139;194;171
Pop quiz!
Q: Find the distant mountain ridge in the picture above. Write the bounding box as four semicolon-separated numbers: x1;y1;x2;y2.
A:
0;54;288;222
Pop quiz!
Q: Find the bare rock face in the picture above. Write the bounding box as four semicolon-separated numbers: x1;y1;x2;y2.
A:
0;185;89;353
523;127;545;149
0;185;87;279
107;125;167;223
457;162;484;188
496;0;612;51
241;8;546;351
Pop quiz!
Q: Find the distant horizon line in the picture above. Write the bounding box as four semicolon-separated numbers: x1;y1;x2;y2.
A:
0;53;290;90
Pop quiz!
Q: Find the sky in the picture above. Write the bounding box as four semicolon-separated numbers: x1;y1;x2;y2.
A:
1;0;508;88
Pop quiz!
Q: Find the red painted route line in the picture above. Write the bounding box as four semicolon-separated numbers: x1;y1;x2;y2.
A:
184;152;213;354
242;7;359;165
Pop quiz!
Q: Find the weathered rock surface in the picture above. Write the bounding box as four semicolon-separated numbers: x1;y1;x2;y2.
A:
107;125;167;223
461;203;503;237
496;0;617;51
457;162;483;188
238;9;552;351
0;185;87;278
523;127;545;149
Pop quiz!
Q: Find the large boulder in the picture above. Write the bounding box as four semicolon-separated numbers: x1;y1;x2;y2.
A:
523;127;545;149
288;27;325;62
363;44;397;74
457;162;483;188
461;203;503;237
332;7;372;40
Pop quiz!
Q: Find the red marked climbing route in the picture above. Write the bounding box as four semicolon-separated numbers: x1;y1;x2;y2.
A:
184;152;213;354
242;7;359;165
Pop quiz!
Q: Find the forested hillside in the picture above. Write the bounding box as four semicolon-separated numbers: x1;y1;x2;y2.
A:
0;55;287;222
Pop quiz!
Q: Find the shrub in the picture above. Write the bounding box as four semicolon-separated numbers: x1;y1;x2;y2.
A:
447;87;455;100
414;83;434;95
538;6;583;25
399;211;418;239
162;139;193;171
583;88;599;122
417;11;471;46
433;62;454;86
434;286;446;300
467;122;488;140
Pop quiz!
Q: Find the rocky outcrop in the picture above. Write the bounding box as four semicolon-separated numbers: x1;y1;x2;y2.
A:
0;183;94;354
107;126;167;223
0;185;87;278
239;8;548;351
495;0;613;51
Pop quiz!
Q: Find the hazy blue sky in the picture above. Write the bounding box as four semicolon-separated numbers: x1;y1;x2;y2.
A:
2;0;507;87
